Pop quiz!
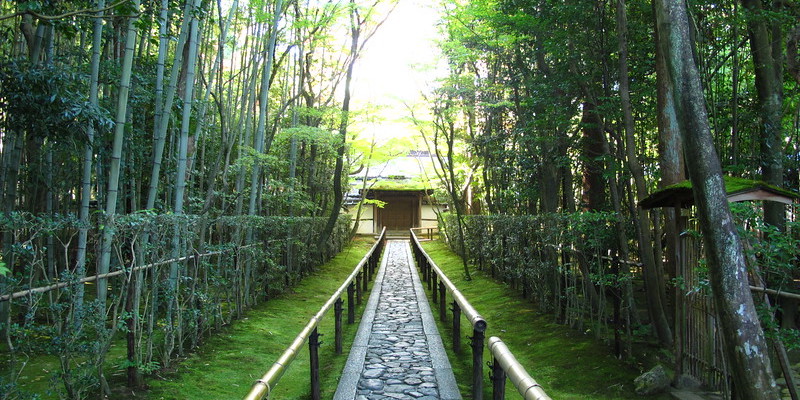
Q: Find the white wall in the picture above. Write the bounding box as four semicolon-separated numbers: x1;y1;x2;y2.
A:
346;203;376;234
420;205;440;228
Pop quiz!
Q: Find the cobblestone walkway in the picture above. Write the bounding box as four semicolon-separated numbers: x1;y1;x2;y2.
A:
333;240;461;400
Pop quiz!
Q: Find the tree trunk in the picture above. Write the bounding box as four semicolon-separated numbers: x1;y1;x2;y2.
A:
742;0;785;231
653;0;778;395
320;1;361;256
617;0;673;347
654;1;686;340
579;102;606;211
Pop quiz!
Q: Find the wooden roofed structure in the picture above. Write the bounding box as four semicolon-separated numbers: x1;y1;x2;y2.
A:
639;176;798;209
639;176;798;396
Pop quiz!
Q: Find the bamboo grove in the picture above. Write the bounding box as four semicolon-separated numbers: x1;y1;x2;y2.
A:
423;0;799;398
0;0;391;397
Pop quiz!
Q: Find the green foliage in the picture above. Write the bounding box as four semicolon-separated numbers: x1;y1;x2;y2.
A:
0;61;112;141
0;256;8;277
363;198;386;208
730;203;800;290
440;212;619;314
734;206;800;300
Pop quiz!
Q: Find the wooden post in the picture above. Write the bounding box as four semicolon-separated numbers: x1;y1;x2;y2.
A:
335;298;343;354
309;328;321;400
439;281;446;322
431;273;437;302
471;328;485;400
369;251;376;278
426;259;431;287
362;265;368;292
347;282;355;324
356;272;363;305
492;356;506;400
452;301;461;353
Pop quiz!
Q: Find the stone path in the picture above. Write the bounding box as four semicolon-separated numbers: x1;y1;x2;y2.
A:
333;240;461;400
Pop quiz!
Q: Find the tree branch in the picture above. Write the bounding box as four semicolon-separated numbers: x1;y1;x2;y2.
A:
0;0;136;22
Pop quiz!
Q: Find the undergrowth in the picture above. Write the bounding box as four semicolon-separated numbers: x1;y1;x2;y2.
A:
419;239;671;399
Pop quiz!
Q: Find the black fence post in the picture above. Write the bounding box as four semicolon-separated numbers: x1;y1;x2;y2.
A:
438;282;447;322
368;254;374;278
347;282;355;324
356;272;363;305
335;298;343;354
431;273;437;303
362;265;368;292
426;260;433;291
471;329;485;400
452;301;461;353
423;257;428;283
491;356;506;400
309;328;321;400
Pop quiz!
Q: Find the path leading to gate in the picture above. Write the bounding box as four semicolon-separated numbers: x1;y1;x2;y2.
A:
334;240;461;400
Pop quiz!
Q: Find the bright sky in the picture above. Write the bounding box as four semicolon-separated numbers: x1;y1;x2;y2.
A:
349;0;446;145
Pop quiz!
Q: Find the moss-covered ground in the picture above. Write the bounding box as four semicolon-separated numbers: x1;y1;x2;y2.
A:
420;239;671;399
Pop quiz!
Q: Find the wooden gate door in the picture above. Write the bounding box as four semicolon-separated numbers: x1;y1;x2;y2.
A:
380;195;415;230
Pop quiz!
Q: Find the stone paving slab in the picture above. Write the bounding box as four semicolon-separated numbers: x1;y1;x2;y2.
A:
334;240;461;400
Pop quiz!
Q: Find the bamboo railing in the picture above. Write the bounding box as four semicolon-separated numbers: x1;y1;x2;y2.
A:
243;227;387;400
410;229;487;400
488;337;552;400
410;229;554;400
409;226;438;241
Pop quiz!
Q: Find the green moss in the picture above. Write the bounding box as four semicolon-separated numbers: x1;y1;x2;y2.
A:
367;180;429;191
661;176;798;198
419;240;671;400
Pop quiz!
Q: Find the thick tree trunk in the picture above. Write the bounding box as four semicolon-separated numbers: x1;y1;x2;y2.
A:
654;6;686;335
579;102;606;211
577;101;604;311
654;0;778;395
